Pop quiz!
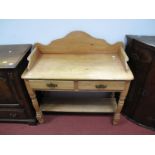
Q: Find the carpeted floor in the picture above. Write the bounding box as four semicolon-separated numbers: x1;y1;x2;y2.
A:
0;114;155;135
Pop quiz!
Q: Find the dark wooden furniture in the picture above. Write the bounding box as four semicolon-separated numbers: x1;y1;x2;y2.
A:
0;44;36;124
123;35;155;130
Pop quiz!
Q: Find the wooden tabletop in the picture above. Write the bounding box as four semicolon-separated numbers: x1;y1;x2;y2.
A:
22;53;133;80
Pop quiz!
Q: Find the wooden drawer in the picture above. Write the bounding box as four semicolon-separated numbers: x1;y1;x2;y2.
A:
0;108;27;119
78;81;125;91
29;80;74;90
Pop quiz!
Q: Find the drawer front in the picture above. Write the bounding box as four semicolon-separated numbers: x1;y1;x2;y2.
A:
29;80;74;90
0;108;27;119
78;81;125;91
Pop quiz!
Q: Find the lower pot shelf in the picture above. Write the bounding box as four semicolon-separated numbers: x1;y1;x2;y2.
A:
39;92;117;113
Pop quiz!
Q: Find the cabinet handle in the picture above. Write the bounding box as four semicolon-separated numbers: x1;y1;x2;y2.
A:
142;89;147;96
0;77;6;82
131;53;140;60
95;84;107;89
9;113;17;118
46;83;58;88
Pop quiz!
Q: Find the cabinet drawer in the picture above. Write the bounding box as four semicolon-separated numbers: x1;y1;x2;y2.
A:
78;81;125;91
29;80;74;90
0;108;27;119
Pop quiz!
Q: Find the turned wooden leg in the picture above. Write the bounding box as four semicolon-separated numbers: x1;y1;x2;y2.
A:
31;93;44;123
24;80;44;123
113;81;130;125
113;92;125;125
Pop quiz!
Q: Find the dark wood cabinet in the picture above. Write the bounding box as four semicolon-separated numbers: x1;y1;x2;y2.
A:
0;44;36;124
123;35;155;130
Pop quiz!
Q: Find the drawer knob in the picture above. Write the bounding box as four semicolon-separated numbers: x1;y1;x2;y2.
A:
95;84;107;89
46;83;58;88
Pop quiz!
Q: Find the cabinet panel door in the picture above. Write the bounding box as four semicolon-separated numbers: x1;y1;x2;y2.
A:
0;73;17;105
133;60;155;127
123;43;152;115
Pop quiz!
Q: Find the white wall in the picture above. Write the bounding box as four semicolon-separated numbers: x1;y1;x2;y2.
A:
0;19;155;45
